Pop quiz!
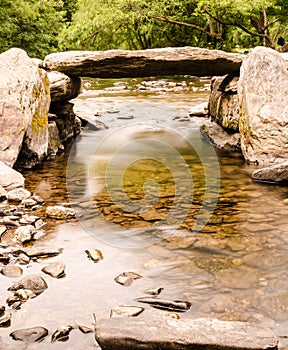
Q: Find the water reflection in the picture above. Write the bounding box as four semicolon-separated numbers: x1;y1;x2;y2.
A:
1;79;288;349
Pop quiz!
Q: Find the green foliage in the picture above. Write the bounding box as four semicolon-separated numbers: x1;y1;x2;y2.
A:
0;0;76;58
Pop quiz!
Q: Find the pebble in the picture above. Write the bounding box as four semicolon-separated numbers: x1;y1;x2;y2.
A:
42;261;66;278
78;325;93;334
142;287;163;296
46;205;76;219
1;265;23;278
85;248;103;263
0;311;11;327
51;325;73;343
10;326;48;342
114;271;143;286
7;188;31;202
136;297;192;312
110;306;144;318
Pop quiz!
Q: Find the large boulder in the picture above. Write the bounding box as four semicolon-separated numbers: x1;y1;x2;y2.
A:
238;46;288;165
0;48;50;167
47;71;81;102
43;47;244;78
95;317;278;350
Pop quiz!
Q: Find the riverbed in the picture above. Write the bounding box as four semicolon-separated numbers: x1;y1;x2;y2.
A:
1;77;288;349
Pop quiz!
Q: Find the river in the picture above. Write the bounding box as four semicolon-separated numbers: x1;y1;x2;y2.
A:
1;76;288;349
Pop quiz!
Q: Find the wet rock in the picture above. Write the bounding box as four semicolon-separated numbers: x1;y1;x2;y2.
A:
0;306;5;317
51;325;73;343
162;311;180;319
1;265;23;278
110;306;144;318
200;120;241;153
238;46;288;165
114;272;143;286
95;317;278;350
251;160;288;184
209;74;240;131
19;247;62;259
136;297;191;312
21;198;37;208
8;274;48;295
2;217;20;227
85;248;103;263
7;188;31;202
189;102;208;117
14;289;36;301
0;185;7;200
78;325;93;334
0;311;11;327
47;121;63;157
0;162;25;190
47;71;82;102
10;326;48;342
0;225;7;238
42;261;66;278
43;48;243;78
16;253;30;265
13;225;35;244
46;205;76;219
142;287;163;296
30;195;45;205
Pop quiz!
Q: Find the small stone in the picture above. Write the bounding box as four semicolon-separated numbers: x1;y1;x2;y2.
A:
136;297;192;312
51;325;73;343
3;217;19;227
85;249;103;263
1;265;23;278
162;311;180;319
10;326;48;342
16;253;30;265
42;261;66;278
110;306;144;318
8;274;48;295
21;247;62;258
78;325;93;334
0;305;5;317
46;206;76;219
0;225;7;237
14;289;36;301
7;188;31;202
0;311;11;327
21;198;37;208
30;195;45;204
142;287;163;296
13;225;35;244
0;185;7;200
283;198;288;205
114;272;143;286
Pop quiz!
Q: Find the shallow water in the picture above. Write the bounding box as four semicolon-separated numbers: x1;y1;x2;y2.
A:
1;77;288;349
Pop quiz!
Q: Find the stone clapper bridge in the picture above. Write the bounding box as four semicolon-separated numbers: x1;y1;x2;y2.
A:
45;47;278;350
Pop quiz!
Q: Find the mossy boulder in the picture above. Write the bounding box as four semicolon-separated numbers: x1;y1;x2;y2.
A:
0;48;50;168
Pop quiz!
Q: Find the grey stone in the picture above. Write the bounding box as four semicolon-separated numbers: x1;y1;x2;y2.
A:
13;225;35;243
47;121;63;156
95;317;278;350
238;46;288;165
200;120;241;153
208;74;240;131
110;306;144;318
114;272;143;286
0;48;50;167
10;326;48;342
48;71;82;102
252;160;288;183
41;261;66;278
7;188;31;202
188;102;208;117
0;161;25;190
46;205;76;219
8;274;48;295
43;47;244;78
1;265;23;278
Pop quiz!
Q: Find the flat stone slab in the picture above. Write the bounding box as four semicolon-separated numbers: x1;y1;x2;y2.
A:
252;160;288;183
43;47;244;78
95;317;278;350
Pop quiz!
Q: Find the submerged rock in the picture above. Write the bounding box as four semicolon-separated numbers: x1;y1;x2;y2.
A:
110;306;144;318
136;297;191;312
41;261;66;278
85;248;103;263
8;274;48;295
10;326;48;342
114;272;143;286
46;205;76;219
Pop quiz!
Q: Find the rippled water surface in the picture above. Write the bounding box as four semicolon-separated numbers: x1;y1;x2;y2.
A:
1;77;288;349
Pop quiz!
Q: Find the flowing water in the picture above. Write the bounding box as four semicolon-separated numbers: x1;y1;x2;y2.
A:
1;77;288;349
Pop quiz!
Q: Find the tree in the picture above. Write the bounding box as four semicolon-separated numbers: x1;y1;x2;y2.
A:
0;0;76;58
